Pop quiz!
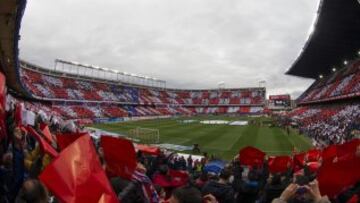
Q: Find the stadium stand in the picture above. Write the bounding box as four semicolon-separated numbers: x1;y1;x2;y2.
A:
18;61;265;120
285;57;360;147
296;59;360;104
287;102;360;145
284;0;360;148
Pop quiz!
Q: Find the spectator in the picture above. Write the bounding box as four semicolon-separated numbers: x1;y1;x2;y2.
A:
272;180;330;203
169;186;202;203
202;169;235;203
262;173;287;203
236;169;261;203
187;155;193;172
15;179;49;203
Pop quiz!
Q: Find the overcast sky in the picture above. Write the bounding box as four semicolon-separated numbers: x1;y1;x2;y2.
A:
19;0;319;98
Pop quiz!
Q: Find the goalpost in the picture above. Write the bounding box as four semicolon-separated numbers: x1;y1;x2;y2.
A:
128;127;160;144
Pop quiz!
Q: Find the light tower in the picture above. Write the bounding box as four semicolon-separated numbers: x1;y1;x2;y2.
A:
259;80;266;88
218;81;225;89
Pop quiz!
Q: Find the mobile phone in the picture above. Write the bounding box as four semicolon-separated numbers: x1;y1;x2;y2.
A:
296;186;308;195
295;175;309;186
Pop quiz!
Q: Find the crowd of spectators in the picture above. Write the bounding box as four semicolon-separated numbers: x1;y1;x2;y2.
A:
287;102;360;146
1;97;359;203
0;59;355;203
19;64;265;107
297;59;360;104
9;95;263;121
17;64;266;120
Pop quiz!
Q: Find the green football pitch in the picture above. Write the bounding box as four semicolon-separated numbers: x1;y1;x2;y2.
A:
91;115;313;160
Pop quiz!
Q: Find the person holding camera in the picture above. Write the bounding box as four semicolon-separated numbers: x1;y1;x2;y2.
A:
272;179;330;203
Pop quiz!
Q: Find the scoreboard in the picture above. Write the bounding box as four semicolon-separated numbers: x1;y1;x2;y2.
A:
268;94;291;109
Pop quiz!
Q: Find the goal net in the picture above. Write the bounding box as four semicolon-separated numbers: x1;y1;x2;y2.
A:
128;127;160;144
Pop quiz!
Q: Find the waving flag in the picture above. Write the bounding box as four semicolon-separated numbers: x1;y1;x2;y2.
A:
135;144;160;156
14;103;22;127
293;152;306;169
306;149;321;162
56;132;88;151
317;154;360;198
26;126;58;158
101;136;137;180
337;139;360;159
239;146;265;167
152;169;189;188
321;144;337;163
39;135;119;203
269;156;292;173
39;123;54;144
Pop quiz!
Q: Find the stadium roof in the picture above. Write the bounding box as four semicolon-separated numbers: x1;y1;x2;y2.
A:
0;0;29;96
286;0;360;79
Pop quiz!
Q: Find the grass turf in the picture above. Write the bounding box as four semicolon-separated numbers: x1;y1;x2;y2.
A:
91;115;313;160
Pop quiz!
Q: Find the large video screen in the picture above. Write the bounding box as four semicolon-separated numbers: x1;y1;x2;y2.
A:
268;95;291;108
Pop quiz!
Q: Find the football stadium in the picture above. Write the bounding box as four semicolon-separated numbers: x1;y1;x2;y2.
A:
0;0;359;203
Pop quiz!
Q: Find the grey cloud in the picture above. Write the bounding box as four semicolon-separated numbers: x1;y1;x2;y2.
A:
19;0;318;98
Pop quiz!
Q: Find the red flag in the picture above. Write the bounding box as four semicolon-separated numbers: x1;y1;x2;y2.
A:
337;139;360;158
322;145;337;163
347;195;359;203
307;149;321;162
239;146;265;167
101;136;137;180
317;155;360;198
293;152;306;172
56;132;88;151
135;144;160;156
39;135;119;203
268;156;275;165
306;161;320;173
294;153;305;166
0;119;7;141
152;169;189;188
39;123;54;144
14;103;22;127
169;169;189;187
269;156;292;174
26;126;58;158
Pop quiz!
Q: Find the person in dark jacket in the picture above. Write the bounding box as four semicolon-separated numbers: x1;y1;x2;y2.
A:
11;128;26;202
15;179;49;203
236;169;261;203
262;173;287;203
0;152;13;202
202;168;235;203
169;186;202;203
